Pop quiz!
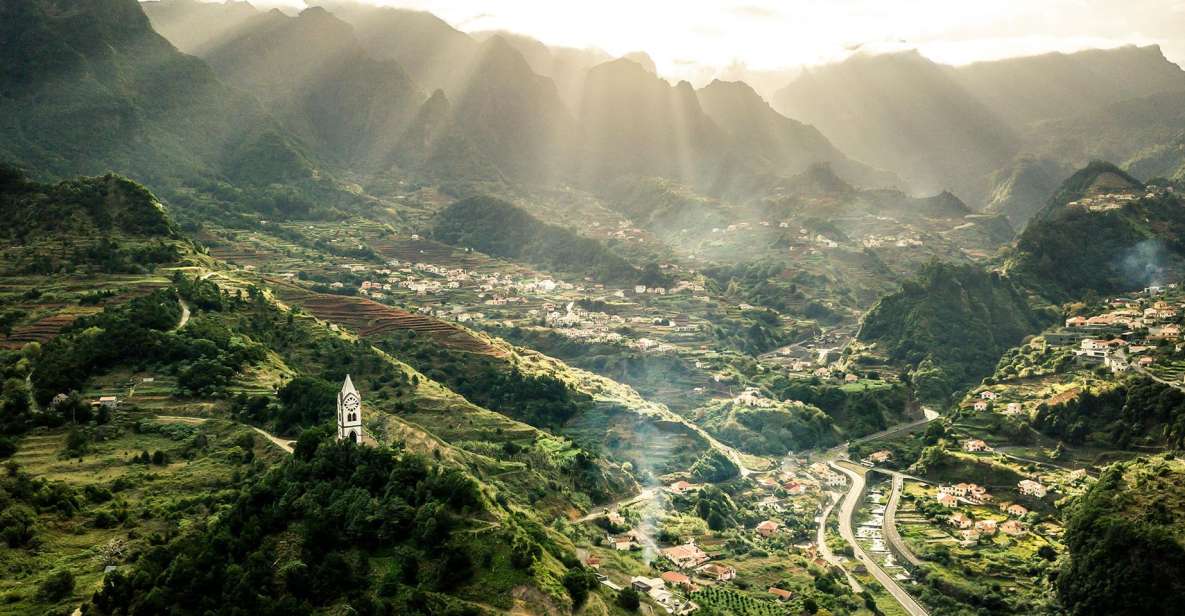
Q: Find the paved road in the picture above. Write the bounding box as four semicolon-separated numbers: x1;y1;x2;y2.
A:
831;462;929;616
1136;365;1185;393
816;491;863;593
850;408;940;447
881;472;923;568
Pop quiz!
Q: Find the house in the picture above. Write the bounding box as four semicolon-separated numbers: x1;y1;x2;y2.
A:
960;529;981;542
607;512;626;527
663;543;710;569
667;481;698;495
937;493;958;507
868;450;893;464
783;481;807;495
1000;520;1027;536
1069;469;1088;481
661;571;693;589
962;484;991;503
609;533;639;551
949;512;973;529
756;520;781;538
631;576;665;593
844;373;859;383
963;439;990;453
973;400;989;412
1005;403;1024;415
975;519;998;536
1006;503;1029;517
585;555;601;568
768;587;794;601
94;396;118;408
696;563;736;582
979;391;999;400
1018;480;1047;498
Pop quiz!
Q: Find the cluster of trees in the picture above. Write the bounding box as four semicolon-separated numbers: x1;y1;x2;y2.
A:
693;485;738;531
379;333;592;431
703;401;836;456
15;237;181;276
767;379;909;440
1058;461;1185;614
689;449;740;483
703;260;811;314
1033;377;1185;449
0;463;89;549
32;288;266;405
705;309;793;356
87;436;579;616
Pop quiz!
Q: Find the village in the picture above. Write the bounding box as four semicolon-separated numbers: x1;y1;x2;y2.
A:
950;282;1185;432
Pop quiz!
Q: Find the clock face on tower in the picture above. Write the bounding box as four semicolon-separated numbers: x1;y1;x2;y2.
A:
343;395;359;414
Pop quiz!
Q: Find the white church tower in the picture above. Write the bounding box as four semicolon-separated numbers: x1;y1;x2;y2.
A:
337;374;362;443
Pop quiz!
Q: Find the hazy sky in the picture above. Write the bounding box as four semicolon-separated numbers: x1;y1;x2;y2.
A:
277;1;1185;80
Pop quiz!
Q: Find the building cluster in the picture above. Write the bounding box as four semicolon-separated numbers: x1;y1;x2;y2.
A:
1067;186;1172;212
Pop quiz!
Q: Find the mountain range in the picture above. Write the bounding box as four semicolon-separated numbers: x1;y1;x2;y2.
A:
775;45;1185;225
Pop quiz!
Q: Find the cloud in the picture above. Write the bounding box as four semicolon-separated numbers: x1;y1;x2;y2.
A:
730;5;779;19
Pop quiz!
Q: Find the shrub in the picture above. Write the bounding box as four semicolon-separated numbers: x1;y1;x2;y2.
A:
37;570;75;602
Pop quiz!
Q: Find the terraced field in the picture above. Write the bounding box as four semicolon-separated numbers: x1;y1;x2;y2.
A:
367;237;488;269
267;279;503;355
0;282;167;349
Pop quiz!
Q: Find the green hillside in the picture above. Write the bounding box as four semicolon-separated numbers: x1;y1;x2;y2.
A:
1008;162;1185;298
0;0;309;188
857;262;1053;402
1058;456;1185;614
432;195;651;285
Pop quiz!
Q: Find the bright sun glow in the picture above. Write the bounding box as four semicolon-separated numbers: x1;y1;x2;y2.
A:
261;0;1185;82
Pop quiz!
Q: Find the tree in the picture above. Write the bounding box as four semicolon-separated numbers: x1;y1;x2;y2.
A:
37;570;75;602
562;567;598;607
617;587;641;611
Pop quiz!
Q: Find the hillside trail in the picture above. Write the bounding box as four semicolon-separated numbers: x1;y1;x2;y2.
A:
172;298;191;331
151;415;294;454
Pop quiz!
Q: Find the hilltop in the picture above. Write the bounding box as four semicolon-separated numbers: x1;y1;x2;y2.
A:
0;166;176;241
857;262;1054;402
1007;162;1185;298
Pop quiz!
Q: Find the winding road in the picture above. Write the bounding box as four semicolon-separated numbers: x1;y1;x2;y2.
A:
831;461;929;616
816;491;863;593
881;471;923;568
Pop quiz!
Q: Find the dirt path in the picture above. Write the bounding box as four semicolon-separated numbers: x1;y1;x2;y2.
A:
251;426;295;454
572;486;660;523
151;415;294;454
173;298;191;331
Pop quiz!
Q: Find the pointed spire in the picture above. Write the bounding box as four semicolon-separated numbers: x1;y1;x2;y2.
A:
342;374;356;394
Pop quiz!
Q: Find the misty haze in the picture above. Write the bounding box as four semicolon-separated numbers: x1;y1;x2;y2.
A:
2;1;1185;615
